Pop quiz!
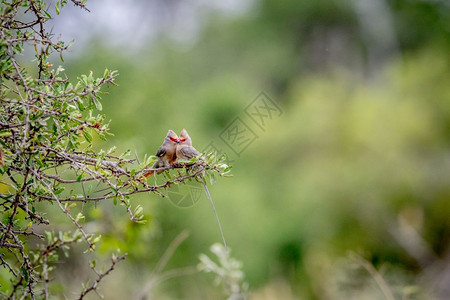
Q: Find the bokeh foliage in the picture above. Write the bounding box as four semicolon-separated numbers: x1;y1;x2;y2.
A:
65;1;449;299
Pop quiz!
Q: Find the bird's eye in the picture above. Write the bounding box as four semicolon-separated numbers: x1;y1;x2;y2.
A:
169;137;177;142
180;138;187;143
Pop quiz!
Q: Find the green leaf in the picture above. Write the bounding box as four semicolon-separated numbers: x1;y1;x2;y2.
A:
120;149;131;158
54;187;65;195
22;267;29;283
75;212;85;222
222;165;232;173
94;99;102;111
45;231;52;242
146;155;158;166
98;132;107;141
209;173;216;185
0;130;12;137
92;235;102;244
83;129;92;143
134;205;143;216
107;146;117;154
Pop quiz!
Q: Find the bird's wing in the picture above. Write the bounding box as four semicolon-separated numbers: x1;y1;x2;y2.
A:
152;157;164;169
180;146;200;159
155;145;166;157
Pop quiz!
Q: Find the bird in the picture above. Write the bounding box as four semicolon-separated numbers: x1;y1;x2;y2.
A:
144;129;179;177
176;128;200;160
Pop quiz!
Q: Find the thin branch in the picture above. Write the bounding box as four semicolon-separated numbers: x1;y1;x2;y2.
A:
43;255;49;300
154;230;190;274
78;254;127;300
136;231;192;300
31;168;94;249
352;254;395;300
0;254;18;277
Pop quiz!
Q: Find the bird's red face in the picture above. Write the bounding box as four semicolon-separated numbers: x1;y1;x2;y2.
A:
179;129;190;143
169;136;179;143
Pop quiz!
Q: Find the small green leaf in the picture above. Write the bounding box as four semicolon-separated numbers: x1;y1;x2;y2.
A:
120;149;131;158
54;187;65;195
92;235;102;244
94;100;102;111
107;146;116;154
24;222;32;231
209;173;216;185
98;132;107;141
0;131;12;137
134;205;143;216
22;267;29;282
75;212;85;222
83;129;92;143
146;155;158;166
45;231;52;242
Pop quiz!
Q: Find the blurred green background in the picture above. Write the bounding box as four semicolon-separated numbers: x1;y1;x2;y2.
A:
37;0;450;299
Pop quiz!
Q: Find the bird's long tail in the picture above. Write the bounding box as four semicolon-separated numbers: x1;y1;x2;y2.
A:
202;181;228;251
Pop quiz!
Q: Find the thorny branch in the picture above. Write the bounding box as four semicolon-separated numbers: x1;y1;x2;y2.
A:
78;254;127;300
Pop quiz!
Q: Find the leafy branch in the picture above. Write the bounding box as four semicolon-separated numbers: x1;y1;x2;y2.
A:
0;1;231;298
199;243;248;300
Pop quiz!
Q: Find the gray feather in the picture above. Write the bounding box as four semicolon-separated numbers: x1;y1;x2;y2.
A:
179;146;200;159
155;146;166;158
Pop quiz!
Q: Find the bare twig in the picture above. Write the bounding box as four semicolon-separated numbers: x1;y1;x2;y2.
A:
351;254;395;300
78;254;127;300
154;230;190;274
136;231;195;300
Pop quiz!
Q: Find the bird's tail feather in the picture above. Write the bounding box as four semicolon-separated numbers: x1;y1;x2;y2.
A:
202;181;228;251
